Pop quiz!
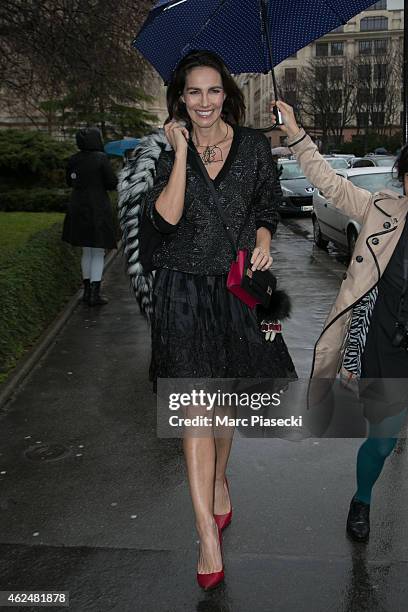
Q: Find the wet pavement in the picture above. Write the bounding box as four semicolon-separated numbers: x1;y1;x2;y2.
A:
0;218;407;612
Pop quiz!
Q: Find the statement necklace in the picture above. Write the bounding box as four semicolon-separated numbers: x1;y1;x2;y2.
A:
194;124;230;165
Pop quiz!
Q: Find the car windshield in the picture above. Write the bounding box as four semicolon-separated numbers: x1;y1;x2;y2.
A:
279;162;305;180
352;159;375;167
326;158;349;169
374;157;396;167
349;172;402;194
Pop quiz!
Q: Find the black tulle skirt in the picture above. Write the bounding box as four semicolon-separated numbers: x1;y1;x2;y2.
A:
149;268;297;384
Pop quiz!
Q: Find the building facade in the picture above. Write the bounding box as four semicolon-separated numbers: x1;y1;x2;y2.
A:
235;0;404;147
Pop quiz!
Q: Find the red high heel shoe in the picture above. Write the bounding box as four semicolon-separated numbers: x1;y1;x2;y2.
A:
214;478;232;531
197;526;224;590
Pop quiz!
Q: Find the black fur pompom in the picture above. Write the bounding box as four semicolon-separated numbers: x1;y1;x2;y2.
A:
256;289;291;323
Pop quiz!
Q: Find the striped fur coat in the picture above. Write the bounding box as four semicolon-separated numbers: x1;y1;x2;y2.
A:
117;130;170;320
342;287;378;378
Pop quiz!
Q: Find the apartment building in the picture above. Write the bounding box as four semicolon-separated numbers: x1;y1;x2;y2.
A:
235;0;404;146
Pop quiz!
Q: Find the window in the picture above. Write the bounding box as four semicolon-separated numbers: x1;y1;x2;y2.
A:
284;68;297;84
357;88;371;104
284;90;297;106
374;38;387;54
367;1;386;10
331;42;344;56
330;66;343;82
371;111;385;126
357;112;369;127
316;42;329;57
329;112;342;127
374;64;387;80
359;41;372;55
360;16;388;31
358;64;371;81
314;114;324;128
373;87;386;102
331;91;343;106
316;66;328;83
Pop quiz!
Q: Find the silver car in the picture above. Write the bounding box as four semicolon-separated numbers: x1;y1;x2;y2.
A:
312;166;402;255
348;155;396;168
278;157;349;215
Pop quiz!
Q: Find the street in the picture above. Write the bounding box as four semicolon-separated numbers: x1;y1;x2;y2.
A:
0;215;407;612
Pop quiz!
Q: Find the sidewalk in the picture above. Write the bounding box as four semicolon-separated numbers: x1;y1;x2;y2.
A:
0;228;407;612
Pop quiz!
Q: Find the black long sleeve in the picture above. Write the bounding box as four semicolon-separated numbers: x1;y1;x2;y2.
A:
141;126;281;275
254;135;281;235
143;151;180;234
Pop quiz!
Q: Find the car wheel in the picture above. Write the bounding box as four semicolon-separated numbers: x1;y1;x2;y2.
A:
347;226;358;257
313;217;329;249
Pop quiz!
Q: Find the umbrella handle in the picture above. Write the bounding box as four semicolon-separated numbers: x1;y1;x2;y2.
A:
256;105;282;133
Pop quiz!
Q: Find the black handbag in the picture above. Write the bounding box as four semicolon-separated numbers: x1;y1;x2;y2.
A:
240;250;277;308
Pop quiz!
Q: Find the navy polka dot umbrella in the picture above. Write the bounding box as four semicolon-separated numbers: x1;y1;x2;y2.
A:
134;0;377;87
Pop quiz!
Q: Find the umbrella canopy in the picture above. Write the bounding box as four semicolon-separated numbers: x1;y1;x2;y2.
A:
104;138;140;156
134;0;377;83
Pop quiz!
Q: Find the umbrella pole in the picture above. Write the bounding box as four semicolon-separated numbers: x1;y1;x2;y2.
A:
257;0;280;133
404;0;408;144
261;0;279;100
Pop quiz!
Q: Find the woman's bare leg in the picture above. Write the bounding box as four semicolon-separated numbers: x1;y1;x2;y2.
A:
213;407;235;514
214;435;234;514
183;435;222;573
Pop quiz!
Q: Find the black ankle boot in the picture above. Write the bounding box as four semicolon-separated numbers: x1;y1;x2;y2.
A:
346;497;370;542
82;279;91;304
89;281;108;306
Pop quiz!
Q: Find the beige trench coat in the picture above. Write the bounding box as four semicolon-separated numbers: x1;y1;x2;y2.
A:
288;129;408;379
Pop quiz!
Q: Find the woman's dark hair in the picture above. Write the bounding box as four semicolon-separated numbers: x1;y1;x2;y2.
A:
395;144;408;184
166;50;246;127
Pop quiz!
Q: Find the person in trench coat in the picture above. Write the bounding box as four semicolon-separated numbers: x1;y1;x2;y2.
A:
275;100;408;543
62;127;118;306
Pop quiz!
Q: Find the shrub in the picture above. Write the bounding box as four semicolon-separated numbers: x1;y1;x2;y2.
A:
0;130;75;190
0;188;70;212
0;222;81;382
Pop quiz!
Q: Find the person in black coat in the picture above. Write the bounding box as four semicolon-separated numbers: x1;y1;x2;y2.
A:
62;127;118;306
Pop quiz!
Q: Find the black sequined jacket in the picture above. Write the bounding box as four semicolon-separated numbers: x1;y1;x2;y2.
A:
143;126;282;275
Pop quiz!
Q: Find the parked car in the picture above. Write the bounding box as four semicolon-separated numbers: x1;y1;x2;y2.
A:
278;157;349;215
348;155;396;168
312;166;402;255
329;153;356;161
323;156;349;170
278;160;315;215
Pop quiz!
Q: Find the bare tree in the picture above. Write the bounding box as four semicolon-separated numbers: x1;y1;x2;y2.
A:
355;46;402;138
0;1;156;136
289;57;358;150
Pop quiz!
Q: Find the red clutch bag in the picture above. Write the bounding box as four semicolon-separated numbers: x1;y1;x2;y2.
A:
227;248;276;309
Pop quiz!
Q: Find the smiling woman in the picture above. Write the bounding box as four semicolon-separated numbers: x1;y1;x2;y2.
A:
166;51;245;135
122;50;296;590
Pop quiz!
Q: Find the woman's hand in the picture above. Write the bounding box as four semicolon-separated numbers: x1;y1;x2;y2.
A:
270;100;301;140
164;119;189;156
251;246;273;271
